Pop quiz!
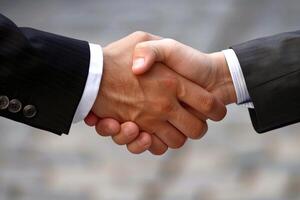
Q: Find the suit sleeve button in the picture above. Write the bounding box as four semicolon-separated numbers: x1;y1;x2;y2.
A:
23;105;37;118
0;96;9;110
8;99;22;113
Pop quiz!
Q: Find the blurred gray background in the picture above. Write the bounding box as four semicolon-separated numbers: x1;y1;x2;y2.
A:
1;0;300;200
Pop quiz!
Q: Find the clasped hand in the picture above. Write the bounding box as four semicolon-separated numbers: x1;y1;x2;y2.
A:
84;32;236;155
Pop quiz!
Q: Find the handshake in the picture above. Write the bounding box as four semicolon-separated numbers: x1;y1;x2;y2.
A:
0;14;296;152
84;32;237;155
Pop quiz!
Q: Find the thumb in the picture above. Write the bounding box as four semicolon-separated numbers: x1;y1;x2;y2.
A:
132;39;175;75
132;42;158;75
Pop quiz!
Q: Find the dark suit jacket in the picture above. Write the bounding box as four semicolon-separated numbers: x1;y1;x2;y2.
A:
232;30;300;133
0;14;90;135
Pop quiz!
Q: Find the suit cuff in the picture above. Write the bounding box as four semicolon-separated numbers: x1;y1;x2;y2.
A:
222;49;254;108
72;43;103;123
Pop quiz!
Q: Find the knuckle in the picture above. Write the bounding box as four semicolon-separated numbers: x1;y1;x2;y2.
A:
202;95;216;113
221;107;227;120
162;39;176;56
127;147;143;154
190;122;208;139
135;42;146;50
123;122;139;137
112;137;124;145
163;38;177;46
150;148;168;155
177;83;187;99
133;31;150;40
161;38;179;59
169;136;187;149
134;42;158;60
215;106;227;121
96;119;120;136
95;125;108;136
161;76;178;90
160;100;176;114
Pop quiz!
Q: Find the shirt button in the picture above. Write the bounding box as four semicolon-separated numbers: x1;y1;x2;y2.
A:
8;99;22;113
23;105;37;118
0;96;9;110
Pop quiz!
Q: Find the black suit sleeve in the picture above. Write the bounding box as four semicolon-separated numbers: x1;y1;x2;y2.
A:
0;14;90;135
231;30;300;133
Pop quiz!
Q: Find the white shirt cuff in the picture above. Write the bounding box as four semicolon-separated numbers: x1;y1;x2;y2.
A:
222;49;254;109
72;43;103;123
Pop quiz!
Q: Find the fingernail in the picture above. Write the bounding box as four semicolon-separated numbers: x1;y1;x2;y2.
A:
132;58;145;70
139;134;150;147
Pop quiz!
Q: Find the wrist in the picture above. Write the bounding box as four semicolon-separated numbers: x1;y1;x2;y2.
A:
91;48;113;117
209;52;237;105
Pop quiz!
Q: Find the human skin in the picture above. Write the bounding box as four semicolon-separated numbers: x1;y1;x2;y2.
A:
86;34;231;155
